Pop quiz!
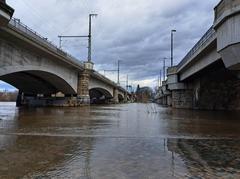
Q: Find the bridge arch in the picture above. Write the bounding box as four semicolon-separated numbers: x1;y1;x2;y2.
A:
118;93;124;103
0;66;77;95
89;87;113;104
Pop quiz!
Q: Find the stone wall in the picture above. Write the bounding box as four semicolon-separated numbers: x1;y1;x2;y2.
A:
194;68;240;110
172;90;193;109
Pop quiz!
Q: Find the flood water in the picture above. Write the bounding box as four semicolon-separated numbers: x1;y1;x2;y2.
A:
0;102;240;178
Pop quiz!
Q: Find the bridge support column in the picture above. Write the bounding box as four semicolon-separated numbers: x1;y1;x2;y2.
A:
124;93;128;103
171;89;193;109
16;91;23;107
113;88;119;103
77;70;90;106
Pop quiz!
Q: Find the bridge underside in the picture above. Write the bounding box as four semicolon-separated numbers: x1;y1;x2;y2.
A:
0;70;126;106
89;88;113;104
172;61;240;110
0;70;76;95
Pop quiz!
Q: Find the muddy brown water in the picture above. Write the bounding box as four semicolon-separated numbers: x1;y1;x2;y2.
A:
0;102;240;178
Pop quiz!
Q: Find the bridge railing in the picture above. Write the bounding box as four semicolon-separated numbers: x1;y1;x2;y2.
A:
177;26;216;70
8;18;84;67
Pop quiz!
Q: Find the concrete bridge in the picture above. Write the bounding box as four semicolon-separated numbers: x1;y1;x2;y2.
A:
0;1;129;107
156;0;240;110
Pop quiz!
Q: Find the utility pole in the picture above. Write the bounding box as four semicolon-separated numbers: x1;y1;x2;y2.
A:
102;60;121;85
171;30;176;67
159;69;162;86
88;14;98;62
117;60;120;85
58;14;97;63
126;75;128;91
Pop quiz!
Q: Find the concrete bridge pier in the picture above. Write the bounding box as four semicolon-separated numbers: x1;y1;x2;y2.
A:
113;88;119;103
77;70;90;106
16;91;23;107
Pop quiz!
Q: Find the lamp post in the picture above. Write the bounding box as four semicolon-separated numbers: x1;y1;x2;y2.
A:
171;30;176;67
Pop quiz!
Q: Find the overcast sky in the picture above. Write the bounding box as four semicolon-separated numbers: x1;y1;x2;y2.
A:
1;0;220;91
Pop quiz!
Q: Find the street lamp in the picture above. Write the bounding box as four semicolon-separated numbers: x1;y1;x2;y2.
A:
171;29;176;67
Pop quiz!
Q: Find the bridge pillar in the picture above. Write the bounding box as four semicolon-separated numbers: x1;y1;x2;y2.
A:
77;70;90;105
124;93;128;103
113;88;119;103
16;91;23;107
77;62;94;105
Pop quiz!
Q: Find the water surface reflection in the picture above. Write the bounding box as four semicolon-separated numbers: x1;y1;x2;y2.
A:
0;103;240;178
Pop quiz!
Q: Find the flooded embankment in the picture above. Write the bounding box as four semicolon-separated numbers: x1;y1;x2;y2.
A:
0;102;240;178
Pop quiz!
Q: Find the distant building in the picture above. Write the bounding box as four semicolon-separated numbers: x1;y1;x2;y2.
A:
135;85;153;103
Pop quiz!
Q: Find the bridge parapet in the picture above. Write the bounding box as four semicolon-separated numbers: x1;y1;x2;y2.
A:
6;18;84;70
214;0;240;70
214;0;240;27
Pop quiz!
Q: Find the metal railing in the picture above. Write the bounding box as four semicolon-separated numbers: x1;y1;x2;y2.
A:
177;26;216;70
8;18;84;67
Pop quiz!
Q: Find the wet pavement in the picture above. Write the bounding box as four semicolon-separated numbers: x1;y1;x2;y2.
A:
0;102;240;178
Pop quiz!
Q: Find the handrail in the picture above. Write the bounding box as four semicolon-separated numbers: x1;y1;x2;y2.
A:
8;18;84;67
177;26;216;70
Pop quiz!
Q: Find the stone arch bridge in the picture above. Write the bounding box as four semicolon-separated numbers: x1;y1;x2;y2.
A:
0;3;129;106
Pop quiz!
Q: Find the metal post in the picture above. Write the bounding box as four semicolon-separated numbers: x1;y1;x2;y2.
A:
159;70;162;86
117;60;120;85
126;75;129;91
88;14;98;62
171;30;176;67
163;58;166;81
58;36;62;49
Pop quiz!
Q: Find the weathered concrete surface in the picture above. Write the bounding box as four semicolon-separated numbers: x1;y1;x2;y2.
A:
172;90;193;109
214;0;240;70
89;77;114;97
0;38;78;94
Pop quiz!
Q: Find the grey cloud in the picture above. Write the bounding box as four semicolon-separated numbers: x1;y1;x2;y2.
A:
7;0;220;87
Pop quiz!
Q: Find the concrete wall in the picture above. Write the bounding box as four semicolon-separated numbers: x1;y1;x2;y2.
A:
172;90;193;109
89;77;114;97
